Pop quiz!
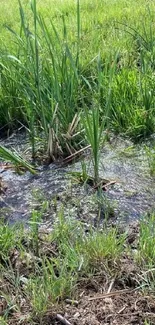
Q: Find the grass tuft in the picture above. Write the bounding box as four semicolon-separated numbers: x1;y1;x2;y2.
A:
138;213;155;266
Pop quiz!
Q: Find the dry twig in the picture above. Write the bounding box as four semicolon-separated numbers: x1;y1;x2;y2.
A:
56;314;72;325
107;278;115;294
88;289;136;301
62;145;91;164
65;298;79;306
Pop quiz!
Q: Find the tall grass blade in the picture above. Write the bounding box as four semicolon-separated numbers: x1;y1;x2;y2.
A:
0;145;36;174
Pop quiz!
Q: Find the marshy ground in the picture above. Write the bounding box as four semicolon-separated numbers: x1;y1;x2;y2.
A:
0;133;155;325
0;0;155;324
0;133;155;225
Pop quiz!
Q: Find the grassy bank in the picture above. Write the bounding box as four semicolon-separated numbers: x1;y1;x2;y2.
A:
0;211;155;324
0;0;155;161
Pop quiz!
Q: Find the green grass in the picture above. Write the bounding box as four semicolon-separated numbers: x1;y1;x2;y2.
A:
0;209;155;324
0;145;37;174
0;0;155;165
138;213;155;266
0;209;125;322
145;145;155;176
0;3;155;323
0;221;22;260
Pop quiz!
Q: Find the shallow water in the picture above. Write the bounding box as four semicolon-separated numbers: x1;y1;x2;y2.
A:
0;133;155;226
99;138;155;221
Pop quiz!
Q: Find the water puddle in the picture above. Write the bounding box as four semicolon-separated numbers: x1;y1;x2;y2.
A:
0;134;155;226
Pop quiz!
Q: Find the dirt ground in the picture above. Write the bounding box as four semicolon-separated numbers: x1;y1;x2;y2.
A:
35;286;155;325
6;286;155;325
6;257;155;325
1;222;155;325
62;291;155;325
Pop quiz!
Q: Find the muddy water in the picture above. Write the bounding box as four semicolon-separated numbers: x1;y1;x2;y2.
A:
0;133;155;226
98;137;155;221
